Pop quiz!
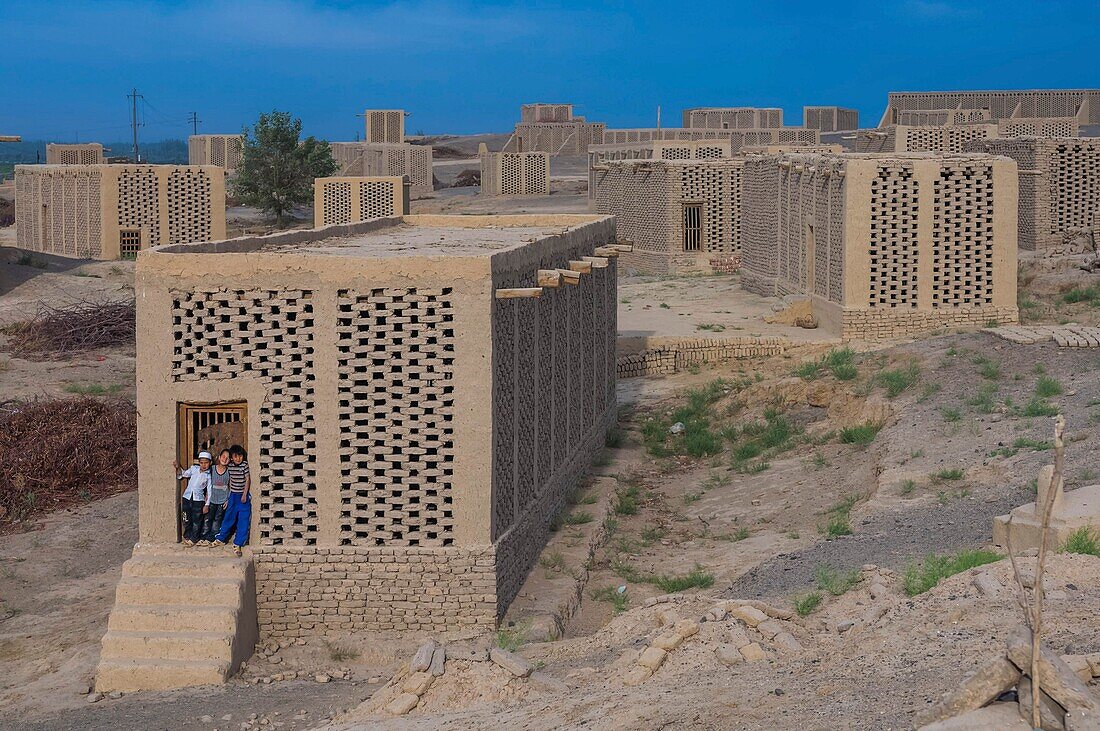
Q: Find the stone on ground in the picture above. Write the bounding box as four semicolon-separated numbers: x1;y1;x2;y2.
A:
385;693;421;716
410;641;437;673
918;702;1031;730
715;644;743;667
490;648;533;678
637;647;668;671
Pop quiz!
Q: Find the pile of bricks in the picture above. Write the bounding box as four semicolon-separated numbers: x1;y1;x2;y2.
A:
616;336;789;378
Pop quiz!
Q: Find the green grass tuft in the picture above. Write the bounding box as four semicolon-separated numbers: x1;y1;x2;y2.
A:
1060;526;1100;556
652;565;715;593
1035;375;1063;398
902;549;1001;596
839;422;883;446
875;361;921;398
930;468;965;483
814;565;861;596
589;585;629;613
63;383;123;396
794;591;823;617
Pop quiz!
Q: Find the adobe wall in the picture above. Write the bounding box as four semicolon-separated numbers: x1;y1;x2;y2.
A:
363;110;405;144
521;104;574;123
331;142;433;196
480;151;550;196
508;122;606;155
804;107;859;132
601;128;820;149
46;143;104;165
682;107;784;129
313;176;409;226
968;137;1100;253
188;135;244;170
15;164;226;260
135;214;616;635
884;90;1100;124
592;159;743;275
741;153;1018;339
896;109;991;126
896;124;996;153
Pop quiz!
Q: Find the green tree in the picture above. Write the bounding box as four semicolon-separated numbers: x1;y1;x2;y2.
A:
232;111;336;226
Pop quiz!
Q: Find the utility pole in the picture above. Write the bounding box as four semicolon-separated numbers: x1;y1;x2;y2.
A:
128;88;144;162
657;105;662;130
189;112;201;136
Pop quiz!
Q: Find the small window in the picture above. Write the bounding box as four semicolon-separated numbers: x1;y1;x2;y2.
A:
682;204;702;252
120;229;141;260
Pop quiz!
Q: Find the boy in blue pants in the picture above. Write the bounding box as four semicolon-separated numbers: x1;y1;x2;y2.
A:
214;444;251;557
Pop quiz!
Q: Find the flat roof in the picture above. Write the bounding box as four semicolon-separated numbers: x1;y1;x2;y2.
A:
259;223;563;258
153;214;609;258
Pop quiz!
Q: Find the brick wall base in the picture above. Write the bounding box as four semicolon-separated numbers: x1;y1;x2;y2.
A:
839;306;1018;341
254;546;497;638
616;336;789;378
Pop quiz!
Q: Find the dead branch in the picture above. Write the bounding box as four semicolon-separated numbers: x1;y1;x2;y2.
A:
3;298;135;359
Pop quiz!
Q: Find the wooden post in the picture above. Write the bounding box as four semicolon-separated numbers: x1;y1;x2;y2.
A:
495;287;543;299
537;269;562;288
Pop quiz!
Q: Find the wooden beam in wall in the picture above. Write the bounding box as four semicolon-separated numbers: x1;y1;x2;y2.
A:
582;256;609;268
495;287;543;299
537;269;562;287
558;268;581;285
568;260;593;274
594;246;620;257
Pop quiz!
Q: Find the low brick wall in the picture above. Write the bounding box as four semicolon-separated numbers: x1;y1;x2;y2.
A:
616;336;789;378
254;546;497;637
708;255;741;274
839;306;1018;341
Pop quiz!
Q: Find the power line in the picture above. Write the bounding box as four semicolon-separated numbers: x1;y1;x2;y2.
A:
128;88;144;162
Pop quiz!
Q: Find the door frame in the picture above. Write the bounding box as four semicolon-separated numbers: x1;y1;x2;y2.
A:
176;400;248;540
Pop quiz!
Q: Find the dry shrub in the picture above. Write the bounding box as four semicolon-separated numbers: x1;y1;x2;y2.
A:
0;398;136;530
4;299;135;359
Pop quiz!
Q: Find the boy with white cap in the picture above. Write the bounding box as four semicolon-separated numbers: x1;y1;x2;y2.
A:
174;451;212;546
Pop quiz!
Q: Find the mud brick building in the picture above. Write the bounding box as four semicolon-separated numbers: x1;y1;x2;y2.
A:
741;152;1018;339
587;140;734;203
15;164;226;260
896;108;992;126
45;142;104;164
363;109;405;143
330;141;433;197
188;135;244;171
601;127;820;149
479;146;550;196
997;117;1079;138
127;213;618;644
894;124;997;153
682;107;784;129
967;137;1100;253
313;176;409;226
594;158;743;275
804;106;859;132
521;103;574;123
880;89;1100;126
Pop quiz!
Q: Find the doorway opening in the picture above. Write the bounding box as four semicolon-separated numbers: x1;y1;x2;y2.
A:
176;401;248;541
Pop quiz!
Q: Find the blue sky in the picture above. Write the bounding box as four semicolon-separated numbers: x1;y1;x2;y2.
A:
1;0;1097;142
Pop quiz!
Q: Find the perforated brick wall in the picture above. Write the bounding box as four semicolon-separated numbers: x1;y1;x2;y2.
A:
46;143;104;165
521;104;574;123
886;90;1100;123
997;118;1079;138
508;121;606;155
171;289;319;545
898;125;995;153
969;137;1100;252
330;143;432;196
682;107;784;129
363;110;405;144
166;169;214;245
593;159;744;274
740;152;1017;339
188;135;244;170
480;151;550;196
314;177;406;226
336;288;456;547
896;109;992;126
804;107;859;132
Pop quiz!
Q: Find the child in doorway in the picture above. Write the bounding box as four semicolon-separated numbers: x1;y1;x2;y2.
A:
199;449;232;546
174;451;212;546
214;444;251;557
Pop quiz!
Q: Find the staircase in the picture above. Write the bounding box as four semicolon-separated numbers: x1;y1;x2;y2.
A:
95;544;258;692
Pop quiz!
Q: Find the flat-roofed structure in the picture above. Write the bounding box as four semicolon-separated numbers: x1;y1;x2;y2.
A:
520;104;574;123
330;141;433;197
128;212;618;636
46;143;105;165
967;136;1100;254
593;158;743;275
741;152;1018;340
896;108;992;126
188;135;244;171
881;89;1100;126
682;107;784;129
804;107;859;132
15;164;226;260
313;176;409;226
479;146;550;196
363;109;405;144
